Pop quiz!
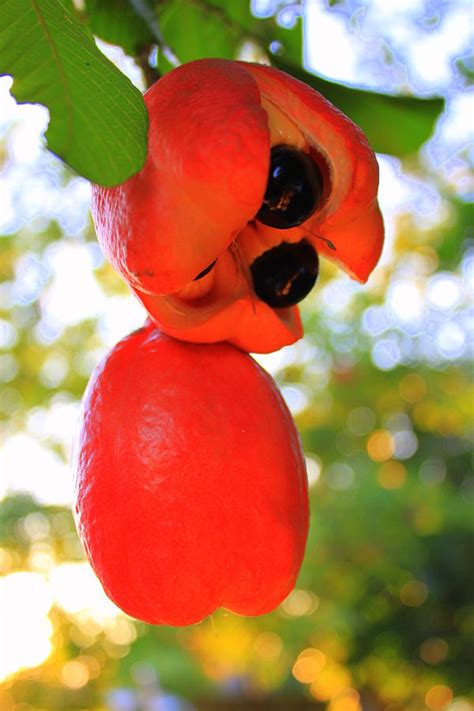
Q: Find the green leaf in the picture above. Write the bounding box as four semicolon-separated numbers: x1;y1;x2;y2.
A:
203;0;259;29
157;0;241;68
84;0;153;55
436;198;473;269
156;0;303;75
0;0;148;185
272;58;445;156
204;0;304;62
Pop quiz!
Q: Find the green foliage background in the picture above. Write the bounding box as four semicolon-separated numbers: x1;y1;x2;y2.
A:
0;1;472;710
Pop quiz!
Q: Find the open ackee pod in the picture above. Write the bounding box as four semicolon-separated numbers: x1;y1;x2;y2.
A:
91;59;384;353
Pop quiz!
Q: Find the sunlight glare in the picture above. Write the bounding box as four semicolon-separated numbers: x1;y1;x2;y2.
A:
0;572;53;681
50;562;122;620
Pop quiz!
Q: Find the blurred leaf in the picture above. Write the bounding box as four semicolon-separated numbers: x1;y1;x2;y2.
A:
455;55;474;86
84;0;154;54
157;0;241;69
272;57;445;156
208;0;304;61
436;198;474;269
0;0;148;185
203;0;260;29
272;17;303;62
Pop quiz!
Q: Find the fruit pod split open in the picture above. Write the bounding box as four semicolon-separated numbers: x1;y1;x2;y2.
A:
91;59;384;353
72;324;309;626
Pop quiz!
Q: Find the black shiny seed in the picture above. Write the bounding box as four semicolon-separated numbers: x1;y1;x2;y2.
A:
250;240;319;308
193;259;217;281
256;145;323;229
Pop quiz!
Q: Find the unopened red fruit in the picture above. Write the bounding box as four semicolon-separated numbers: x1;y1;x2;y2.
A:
73;326;309;626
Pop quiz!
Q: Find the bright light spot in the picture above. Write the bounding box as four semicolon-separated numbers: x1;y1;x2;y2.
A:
50;562;121;620
410;5;471;88
281;385;309;415
39;353;70;388
12;254;47;305
105;618;137;646
371;338;401;370
293;648;326;683
367;430;395;462
8;104;49;163
0;548;13;575
369;0;424;15
22;512;50;540
29;547;56;574
0;319;17;348
409;33;455;86
462;251;474;290
95;39;145;90
60;659;90;689
305;455;322;487
362;305;390;336
425;684;454;711
0;434;73;505
388;281;425;323
28;399;80;452
436;322;466;358
305;2;358;84
253;343;299;376
400;580;428;607
322;279;356;315
278;5;298;28
329;688;361;711
447;699;473;711
252;0;273;18
0;572;53;681
107;688;137;711
377;461;407;489
0;180;15;232
280;589;319;617
0;353;18;382
41;243;107;328
428;273;463;310
326;462;354;490
393;430;418;459
0;75;16;130
309;661;352;702
377;155;441;227
99;295;146;348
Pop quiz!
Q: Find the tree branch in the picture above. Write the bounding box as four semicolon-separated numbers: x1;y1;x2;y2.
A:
129;0;181;68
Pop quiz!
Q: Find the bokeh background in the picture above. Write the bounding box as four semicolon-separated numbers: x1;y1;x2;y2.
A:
0;1;473;709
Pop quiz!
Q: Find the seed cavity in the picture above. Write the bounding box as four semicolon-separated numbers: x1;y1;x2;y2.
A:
256;145;323;229
250;239;319;308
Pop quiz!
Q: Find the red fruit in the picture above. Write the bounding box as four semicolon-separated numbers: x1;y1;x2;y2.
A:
91;59;384;353
73;325;308;626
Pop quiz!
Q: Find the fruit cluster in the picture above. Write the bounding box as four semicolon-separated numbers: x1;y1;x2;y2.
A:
73;59;383;626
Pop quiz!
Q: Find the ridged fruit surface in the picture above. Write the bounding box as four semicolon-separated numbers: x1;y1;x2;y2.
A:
73;325;309;626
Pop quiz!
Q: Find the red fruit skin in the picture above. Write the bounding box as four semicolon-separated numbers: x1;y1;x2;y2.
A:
73;326;309;626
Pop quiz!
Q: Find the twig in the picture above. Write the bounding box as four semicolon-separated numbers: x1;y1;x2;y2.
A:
136;44;161;88
129;0;181;67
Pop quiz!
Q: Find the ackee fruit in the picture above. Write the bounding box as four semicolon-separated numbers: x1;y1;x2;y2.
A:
91;59;384;353
73;324;309;626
